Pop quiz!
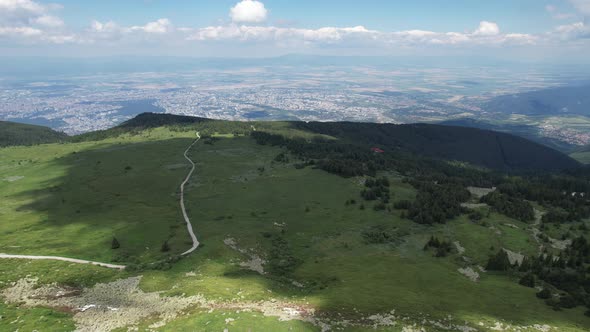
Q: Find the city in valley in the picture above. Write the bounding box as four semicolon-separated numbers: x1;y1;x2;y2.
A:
2;59;589;148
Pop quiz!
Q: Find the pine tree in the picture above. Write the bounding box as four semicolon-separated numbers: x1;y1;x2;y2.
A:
161;241;170;252
111;237;120;249
486;249;512;271
519;273;535;288
536;288;551;299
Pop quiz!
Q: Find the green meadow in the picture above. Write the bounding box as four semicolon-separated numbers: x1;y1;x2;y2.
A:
1;127;589;331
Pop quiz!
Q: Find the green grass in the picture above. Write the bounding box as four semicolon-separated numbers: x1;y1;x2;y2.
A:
571;151;590;164
1;128;590;331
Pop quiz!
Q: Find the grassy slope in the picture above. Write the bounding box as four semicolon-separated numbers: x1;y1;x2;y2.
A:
571;145;590;164
571;152;590;164
1;128;589;331
0;120;67;147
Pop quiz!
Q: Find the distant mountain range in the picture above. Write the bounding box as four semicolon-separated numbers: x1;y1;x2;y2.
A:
484;84;590;116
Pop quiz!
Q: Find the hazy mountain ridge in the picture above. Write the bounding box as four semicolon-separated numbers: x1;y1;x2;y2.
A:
485;84;590;116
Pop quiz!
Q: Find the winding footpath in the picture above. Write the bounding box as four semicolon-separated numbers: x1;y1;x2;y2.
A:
179;132;201;255
0;132;202;269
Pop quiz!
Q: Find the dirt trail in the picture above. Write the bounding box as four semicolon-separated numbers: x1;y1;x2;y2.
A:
180;132;200;256
0;254;125;270
0;132;202;268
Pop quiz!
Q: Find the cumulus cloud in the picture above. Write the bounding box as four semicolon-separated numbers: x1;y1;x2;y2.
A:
230;0;268;24
0;0;45;16
0;0;73;43
0;25;42;37
473;21;500;36
131;18;172;34
34;15;64;27
191;25;376;44
85;18;175;44
0;0;583;53
188;21;537;48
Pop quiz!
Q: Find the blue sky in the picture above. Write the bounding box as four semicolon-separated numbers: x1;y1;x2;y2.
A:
1;0;590;61
51;0;578;32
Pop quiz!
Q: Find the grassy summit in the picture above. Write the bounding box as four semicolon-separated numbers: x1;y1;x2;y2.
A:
0;114;589;331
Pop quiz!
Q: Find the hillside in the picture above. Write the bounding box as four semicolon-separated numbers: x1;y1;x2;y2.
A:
1;114;590;332
292;121;580;171
438;118;577;152
74;113;580;172
571;145;590;164
0;121;68;147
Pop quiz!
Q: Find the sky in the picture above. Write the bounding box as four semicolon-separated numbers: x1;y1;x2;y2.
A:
1;0;590;62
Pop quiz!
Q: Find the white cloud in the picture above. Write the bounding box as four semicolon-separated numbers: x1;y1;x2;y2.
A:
90;20;117;33
131;18;172;34
0;25;42;36
473;21;500;36
552;21;590;40
191;25;377;43
230;0;268;24
34;15;64;27
0;0;74;44
0;0;44;15
188;21;539;49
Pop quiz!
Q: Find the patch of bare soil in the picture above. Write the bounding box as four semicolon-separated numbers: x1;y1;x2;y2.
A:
3;176;24;182
467;186;496;198
2;277;558;332
2;277;207;332
224;237;266;275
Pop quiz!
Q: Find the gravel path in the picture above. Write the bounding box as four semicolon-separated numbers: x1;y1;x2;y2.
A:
0;132;202;268
0;254;125;270
180;132;200;256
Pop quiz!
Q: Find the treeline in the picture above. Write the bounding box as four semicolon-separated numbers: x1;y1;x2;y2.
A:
486;237;590;314
251;131;500;186
402;181;470;224
495;177;590;222
480;191;535;222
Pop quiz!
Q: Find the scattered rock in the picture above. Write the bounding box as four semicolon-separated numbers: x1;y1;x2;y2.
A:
3;176;24;182
502;248;524;266
453;241;466;255
467;187;496;198
458;267;479;282
224;237;266;275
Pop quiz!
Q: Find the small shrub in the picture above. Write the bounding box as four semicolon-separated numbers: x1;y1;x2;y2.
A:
536;288;551;299
519;273;535;288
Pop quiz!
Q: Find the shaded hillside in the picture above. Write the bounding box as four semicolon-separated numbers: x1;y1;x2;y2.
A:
118;112;211;129
438;118;576;152
0;121;67;147
484;84;590;116
293;121;580;171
